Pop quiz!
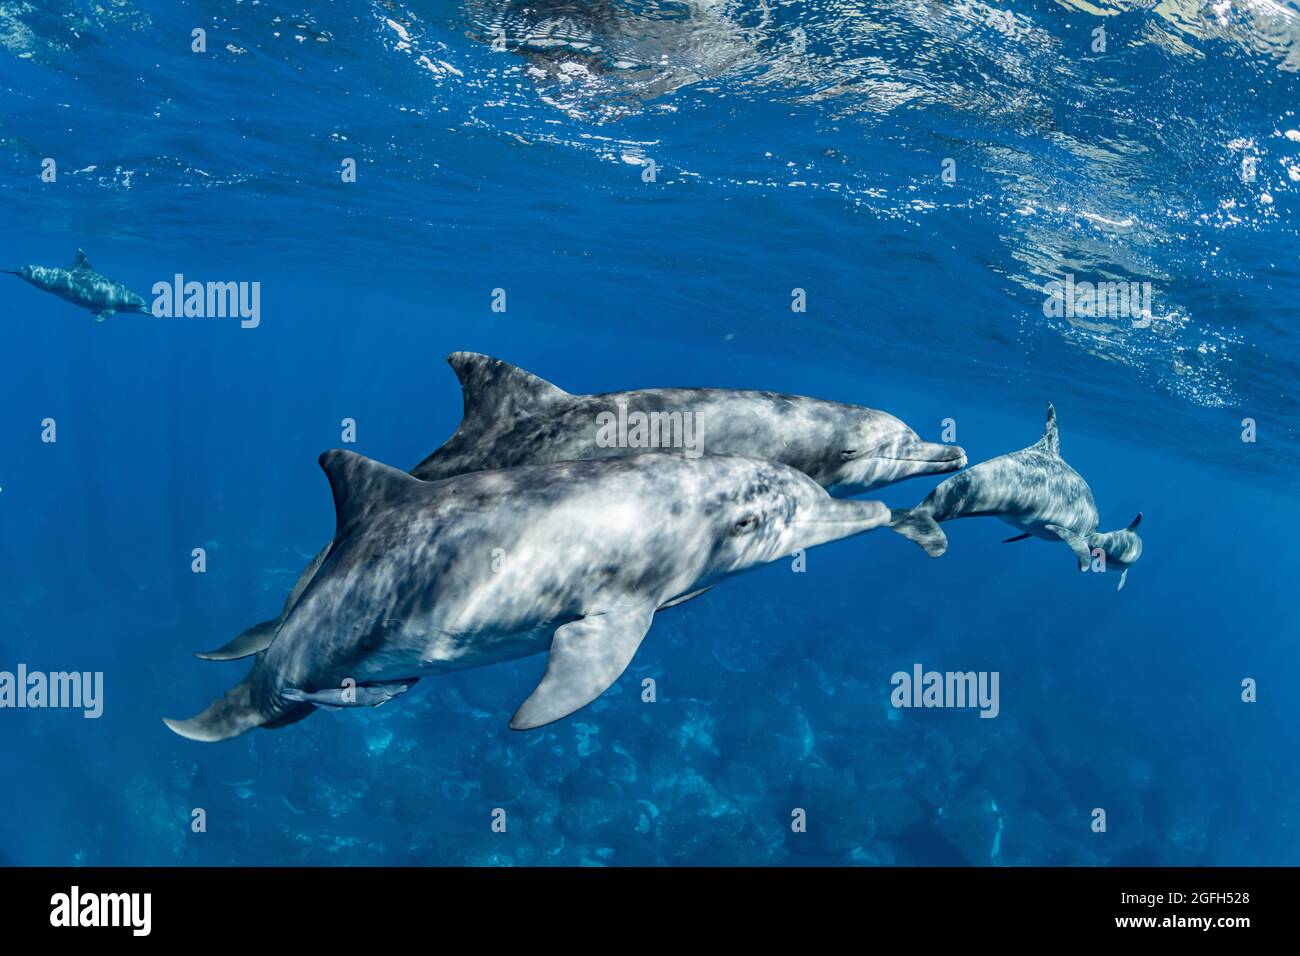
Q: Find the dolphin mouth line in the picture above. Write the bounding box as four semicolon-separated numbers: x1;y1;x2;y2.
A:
871;453;966;464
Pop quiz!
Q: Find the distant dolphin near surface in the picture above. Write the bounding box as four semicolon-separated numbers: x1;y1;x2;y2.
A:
165;451;892;740
4;249;150;322
889;404;1143;589
197;351;966;662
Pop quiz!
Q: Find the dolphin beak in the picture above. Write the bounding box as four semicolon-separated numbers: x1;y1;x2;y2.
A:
897;439;966;472
794;499;891;549
911;439;967;467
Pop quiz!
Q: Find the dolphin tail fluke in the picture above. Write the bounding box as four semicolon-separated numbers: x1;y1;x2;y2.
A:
164;677;275;742
194;618;280;662
889;508;947;557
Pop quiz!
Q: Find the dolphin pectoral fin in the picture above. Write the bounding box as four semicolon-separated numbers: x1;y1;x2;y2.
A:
1117;569;1129;591
510;602;655;731
195;618;280;661
283;678;419;709
658;586;713;610
1045;524;1090;570
280;691;344;712
94;309;114;322
1002;533;1031;543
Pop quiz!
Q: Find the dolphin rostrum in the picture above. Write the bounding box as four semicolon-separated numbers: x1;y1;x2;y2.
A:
196;351;965;662
4;249;150;322
165;450;892;740
889;404;1143;589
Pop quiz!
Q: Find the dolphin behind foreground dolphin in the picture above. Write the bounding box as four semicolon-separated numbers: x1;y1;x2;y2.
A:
166;451;892;741
196;351;965;663
889;404;1143;589
5;249;150;322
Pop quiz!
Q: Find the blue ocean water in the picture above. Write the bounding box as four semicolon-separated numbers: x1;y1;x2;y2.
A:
1;0;1297;866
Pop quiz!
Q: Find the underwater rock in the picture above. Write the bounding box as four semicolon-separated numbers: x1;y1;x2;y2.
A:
932;787;1003;866
558;765;638;846
786;763;875;861
599;742;639;786
125;773;189;861
464;850;515;867
970;750;1029;806
718;759;769;806
480;748;531;806
814;673;889;739
306;776;363;819
657;770;745;863
647;701;723;790
856;840;899;866
996;810;1061;866
1166;813;1211;859
864;781;923;839
720;701;815;776
318;723;380;783
517;731;579;790
571;721;603;758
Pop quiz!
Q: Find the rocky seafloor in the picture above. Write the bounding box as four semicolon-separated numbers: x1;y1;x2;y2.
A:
34;560;1263;869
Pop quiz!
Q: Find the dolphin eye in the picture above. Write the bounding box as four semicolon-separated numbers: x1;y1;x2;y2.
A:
841;449;863;461
733;514;759;534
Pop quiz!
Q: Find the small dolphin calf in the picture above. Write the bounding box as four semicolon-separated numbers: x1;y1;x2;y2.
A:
5;249;150;322
889;404;1143;589
166;451;891;740
198;351;964;662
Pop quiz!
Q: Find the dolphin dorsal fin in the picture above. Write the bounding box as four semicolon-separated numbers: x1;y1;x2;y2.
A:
318;450;417;541
447;352;567;425
71;249;90;271
1127;512;1142;531
1037;403;1060;456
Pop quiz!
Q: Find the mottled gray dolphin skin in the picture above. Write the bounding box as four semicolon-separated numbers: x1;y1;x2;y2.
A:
196;351;964;662
889;404;1144;589
4;249;150;322
416;352;965;492
165;451;891;741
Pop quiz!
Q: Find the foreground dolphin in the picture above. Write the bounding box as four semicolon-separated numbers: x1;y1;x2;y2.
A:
165;451;891;740
4;249;150;322
889;404;1143;589
197;351;965;662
